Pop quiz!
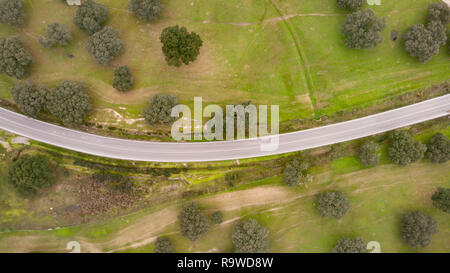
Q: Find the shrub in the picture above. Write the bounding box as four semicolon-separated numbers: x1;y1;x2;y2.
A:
337;0;364;12
316;191;351;219
431;187;450;213
46;80;92;126
154;237;173;253
10;81;46;118
0;0;24;27
129;0;162;21
232;218;269;253
427;1;449;25
425;133;449;163
211;211;223;224
8;154;55;197
73;0;108;35
160;25;203;67
333;237;366;253
358;141;380;167
39;23;72;48
92;172;133;193
0;37;32;79
283;158;312;187
86;26;124;65
388;131;426;166
401;211;438;248
113;66;133;92
341;9;386;49
178;202;209;241
403;24;440;63
142;94;178;125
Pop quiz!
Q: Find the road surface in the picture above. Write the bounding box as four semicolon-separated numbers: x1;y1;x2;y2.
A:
0;95;449;162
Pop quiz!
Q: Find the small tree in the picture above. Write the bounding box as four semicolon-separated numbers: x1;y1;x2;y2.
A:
232;218;269;253
178;202;209;241
11;81;46;118
316;191;351;219
8;154;55;197
358;141;380;167
154;237;174;253
403;24;440;63
341;9;386;49
401;211;438;248
142;94;178;125
39;23;72;48
46;80;92;126
113;66;133;92
431;187;450;213
129;0;163;21
160;25;203;67
333;237;366;253
427;1;449;25
73;0;108;35
211;211;223;224
0;37;33;79
337;0;364;12
425;133;449;163
0;0;24;27
283;158;312;187
388;131;426;166
86;26;124;65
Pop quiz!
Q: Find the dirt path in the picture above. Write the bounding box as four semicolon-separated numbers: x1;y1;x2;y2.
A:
201;13;339;27
269;0;318;114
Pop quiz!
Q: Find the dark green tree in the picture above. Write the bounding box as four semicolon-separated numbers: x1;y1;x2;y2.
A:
113;66;133;92
46;80;92;126
142;94;178;125
211;211;223;224
388;131;426;166
154;237;174;253
333;237;367;253
283;158;312;187
73;0;108;35
232;218;269;253
39;23;72;48
178;202;209;241
10;81;46;118
341;9;386;49
337;0;364;12
86;26;124;65
160;25;203;67
427;20;447;47
403;24;441;63
431;187;450;213
427;1;449;25
129;0;163;21
8;154;55;197
0;0;24;27
0;37;32;79
358;141;380;167
425;133;449;163
316;191;351;219
401;211;438;248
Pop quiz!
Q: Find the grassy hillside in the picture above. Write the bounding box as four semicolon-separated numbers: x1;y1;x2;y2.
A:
0;160;448;253
0;0;448;129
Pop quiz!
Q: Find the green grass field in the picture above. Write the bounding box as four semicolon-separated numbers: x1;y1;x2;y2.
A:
0;160;448;253
0;0;448;127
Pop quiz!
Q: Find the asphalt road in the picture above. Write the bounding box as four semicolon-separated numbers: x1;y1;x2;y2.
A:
0;95;449;162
